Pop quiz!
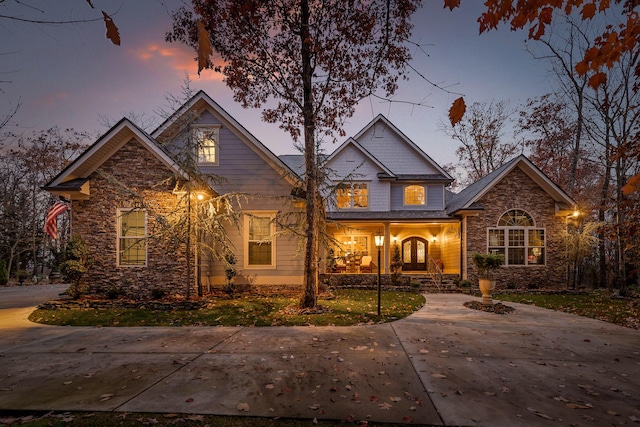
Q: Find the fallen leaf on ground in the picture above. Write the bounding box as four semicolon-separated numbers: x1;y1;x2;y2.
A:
237;402;250;412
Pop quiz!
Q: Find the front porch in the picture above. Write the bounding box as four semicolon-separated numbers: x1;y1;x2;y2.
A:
325;220;462;277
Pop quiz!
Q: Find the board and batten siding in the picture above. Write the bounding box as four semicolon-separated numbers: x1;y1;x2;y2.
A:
389;183;445;210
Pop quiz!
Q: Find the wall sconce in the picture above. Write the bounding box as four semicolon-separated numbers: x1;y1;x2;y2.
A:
432;236;437;244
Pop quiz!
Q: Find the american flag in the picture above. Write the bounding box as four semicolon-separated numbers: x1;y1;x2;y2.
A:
44;200;68;240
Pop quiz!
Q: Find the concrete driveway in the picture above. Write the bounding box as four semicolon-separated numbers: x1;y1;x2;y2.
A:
0;286;639;426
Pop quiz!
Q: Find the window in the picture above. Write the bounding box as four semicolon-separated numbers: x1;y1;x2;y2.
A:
245;213;275;267
338;235;369;256
192;126;220;165
336;182;368;209
488;209;545;266
404;185;426;205
118;209;147;266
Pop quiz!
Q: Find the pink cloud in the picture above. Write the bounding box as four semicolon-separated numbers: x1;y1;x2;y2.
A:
132;43;223;81
34;92;69;107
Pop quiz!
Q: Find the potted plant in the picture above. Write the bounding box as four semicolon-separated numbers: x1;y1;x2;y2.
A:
471;253;504;305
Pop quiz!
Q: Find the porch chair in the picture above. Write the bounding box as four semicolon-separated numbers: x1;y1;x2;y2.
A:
334;258;347;273
359;255;373;273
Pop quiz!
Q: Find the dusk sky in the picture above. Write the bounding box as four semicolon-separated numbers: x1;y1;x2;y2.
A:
1;0;556;165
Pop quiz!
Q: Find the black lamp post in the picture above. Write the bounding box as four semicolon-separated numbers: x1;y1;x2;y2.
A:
375;229;384;316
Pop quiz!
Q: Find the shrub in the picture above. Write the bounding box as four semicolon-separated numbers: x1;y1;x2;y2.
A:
61;235;92;299
471;253;504;278
151;288;167;300
106;286;123;300
458;279;473;288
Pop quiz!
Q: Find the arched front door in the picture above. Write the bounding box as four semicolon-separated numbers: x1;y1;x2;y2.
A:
402;237;428;271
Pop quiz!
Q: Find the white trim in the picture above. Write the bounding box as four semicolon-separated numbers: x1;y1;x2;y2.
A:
192;125;221;166
335;181;370;210
116;208;148;267
243;211;277;269
486;226;546;267
403;184;427;206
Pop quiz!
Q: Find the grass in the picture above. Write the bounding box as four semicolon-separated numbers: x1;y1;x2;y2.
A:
28;290;426;327
494;289;640;329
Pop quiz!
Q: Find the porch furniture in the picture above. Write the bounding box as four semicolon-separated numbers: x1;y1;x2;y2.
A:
359;255;373;273
334;258;347;273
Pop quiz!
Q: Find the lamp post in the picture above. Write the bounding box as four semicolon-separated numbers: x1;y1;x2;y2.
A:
374;230;384;316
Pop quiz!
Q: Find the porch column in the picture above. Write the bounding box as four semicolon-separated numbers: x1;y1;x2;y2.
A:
383;222;390;274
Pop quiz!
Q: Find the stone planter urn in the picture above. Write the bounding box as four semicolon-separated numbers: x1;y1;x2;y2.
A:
471;253;504;306
478;278;496;305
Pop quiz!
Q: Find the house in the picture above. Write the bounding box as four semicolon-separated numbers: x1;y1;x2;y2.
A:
44;92;577;298
44;92;305;298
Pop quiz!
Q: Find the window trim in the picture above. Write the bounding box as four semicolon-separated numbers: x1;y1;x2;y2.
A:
192;125;221;166
487;209;546;266
243;211;277;269
335;181;369;210
117;208;148;267
403;184;426;206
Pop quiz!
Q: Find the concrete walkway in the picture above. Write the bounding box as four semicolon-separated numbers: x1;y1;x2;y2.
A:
0;287;639;426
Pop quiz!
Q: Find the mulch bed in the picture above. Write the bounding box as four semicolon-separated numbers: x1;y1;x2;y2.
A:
464;300;515;314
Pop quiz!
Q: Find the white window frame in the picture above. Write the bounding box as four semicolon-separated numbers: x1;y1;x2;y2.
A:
335;182;369;210
244;211;277;269
192;125;220;165
487;209;546;266
403;184;426;206
117;208;147;267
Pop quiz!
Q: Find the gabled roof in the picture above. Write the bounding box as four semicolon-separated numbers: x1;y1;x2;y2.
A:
353;114;453;181
152;90;301;186
446;154;576;215
324;137;395;177
44;118;188;197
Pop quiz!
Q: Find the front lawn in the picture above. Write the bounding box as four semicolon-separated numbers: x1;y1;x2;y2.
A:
494;289;640;329
28;290;425;327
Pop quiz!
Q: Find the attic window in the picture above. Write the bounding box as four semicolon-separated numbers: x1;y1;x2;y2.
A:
192;126;220;165
404;185;426;205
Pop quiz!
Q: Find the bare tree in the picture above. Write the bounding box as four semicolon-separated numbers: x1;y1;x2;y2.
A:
441;100;521;187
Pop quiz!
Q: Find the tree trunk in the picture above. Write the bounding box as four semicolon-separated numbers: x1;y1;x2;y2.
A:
299;0;318;309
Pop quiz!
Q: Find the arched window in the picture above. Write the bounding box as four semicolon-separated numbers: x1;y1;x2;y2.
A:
488;209;545;266
497;209;534;226
404;185;425;205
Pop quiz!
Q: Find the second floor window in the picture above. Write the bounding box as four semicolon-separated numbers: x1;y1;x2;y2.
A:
404;185;426;205
336;182;368;209
192;126;219;165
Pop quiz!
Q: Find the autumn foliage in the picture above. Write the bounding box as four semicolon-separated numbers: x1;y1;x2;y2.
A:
445;0;639;91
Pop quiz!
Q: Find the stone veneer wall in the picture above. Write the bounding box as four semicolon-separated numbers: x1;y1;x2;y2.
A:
72;138;195;299
466;168;567;289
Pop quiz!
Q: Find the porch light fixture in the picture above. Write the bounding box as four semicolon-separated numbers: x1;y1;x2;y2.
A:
375;230;384;316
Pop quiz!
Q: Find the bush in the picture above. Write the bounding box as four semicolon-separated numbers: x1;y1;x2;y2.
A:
61;235;92;299
458;279;473;288
0;260;8;286
471;253;504;278
106;286;123;300
151;288;167;300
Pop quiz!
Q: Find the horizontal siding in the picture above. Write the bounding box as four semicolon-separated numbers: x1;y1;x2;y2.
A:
325;146;389;212
390;183;444;210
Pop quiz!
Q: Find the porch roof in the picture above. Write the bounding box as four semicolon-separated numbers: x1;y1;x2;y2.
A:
327;210;455;221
